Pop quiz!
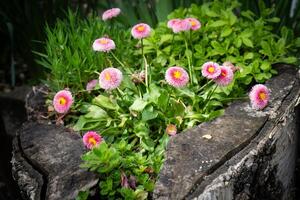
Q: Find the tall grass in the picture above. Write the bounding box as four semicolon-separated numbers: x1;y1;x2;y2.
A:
36;11;137;92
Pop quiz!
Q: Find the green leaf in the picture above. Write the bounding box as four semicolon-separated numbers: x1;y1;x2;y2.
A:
266;17;280;23
278;57;298;64
221;27;232;37
142;106;158;121
92;95;119;110
244;52;254;60
130;98;148;112
210;20;227;27
76;190;89;200
85;105;108;119
260;62;271;70
242;37;254;48
260;41;272;57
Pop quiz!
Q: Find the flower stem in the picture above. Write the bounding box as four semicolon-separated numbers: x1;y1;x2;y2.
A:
171;34;175;54
141;39;149;92
197;79;213;93
110;51;125;68
184;39;193;85
203;84;218;112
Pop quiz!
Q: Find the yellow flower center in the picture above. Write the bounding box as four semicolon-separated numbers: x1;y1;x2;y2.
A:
221;71;227;77
88;137;97;146
208;66;215;73
105;72;111;81
173;70;182;79
99;39;108;44
58;97;67;105
136;25;145;32
190;21;196;26
259;92;266;100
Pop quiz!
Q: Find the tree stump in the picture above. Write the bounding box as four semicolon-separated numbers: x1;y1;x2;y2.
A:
153;65;300;200
11;87;98;200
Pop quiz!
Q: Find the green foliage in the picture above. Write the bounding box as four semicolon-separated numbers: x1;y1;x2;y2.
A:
38;1;300;199
36;10;137;92
143;0;299;86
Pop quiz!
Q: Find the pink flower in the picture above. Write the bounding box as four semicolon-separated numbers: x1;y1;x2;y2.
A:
131;23;151;39
86;79;98;91
172;19;191;33
249;84;270;110
165;66;189;88
223;61;239;73
201;61;221;79
214;66;234;86
99;67;123;90
53;90;73;114
167;19;181;29
83;131;103;149
166;124;177;136
92;37;115;52
102;8;121;21
185;18;201;30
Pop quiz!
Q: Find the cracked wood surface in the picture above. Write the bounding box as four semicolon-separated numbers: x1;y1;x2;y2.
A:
12;122;98;200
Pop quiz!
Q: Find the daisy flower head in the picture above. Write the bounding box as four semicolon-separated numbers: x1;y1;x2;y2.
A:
86;79;98;91
166;124;177;136
214;65;234;86
172;19;191;33
131;23;151;39
165;66;189;88
99;67;123;90
249;84;270;110
185;18;201;31
53;90;73;114
223;61;239;73
102;8;121;21
167;19;181;29
83;131;103;149
92;37;115;52
201;61;221;79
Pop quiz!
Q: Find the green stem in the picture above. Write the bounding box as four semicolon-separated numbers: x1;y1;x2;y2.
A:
110;51;125;68
197;79;213;93
221;96;248;101
185;39;193;85
203;84;218;112
171;34;175;54
141;39;149;92
116;87;125;96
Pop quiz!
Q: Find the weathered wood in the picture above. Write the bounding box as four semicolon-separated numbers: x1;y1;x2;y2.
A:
12;122;98;200
153;65;300;200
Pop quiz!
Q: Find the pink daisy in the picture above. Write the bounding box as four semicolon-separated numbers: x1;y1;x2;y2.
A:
223;61;239;73
172;19;191;33
131;23;151;39
214;66;234;86
165;66;189;88
86;79;98;91
92;37;115;52
53;90;73;114
249;84;270;110
201;61;221;79
102;8;121;21
82;131;103;149
99;67;123;90
185;18;201;30
166;124;177;136
167;19;181;29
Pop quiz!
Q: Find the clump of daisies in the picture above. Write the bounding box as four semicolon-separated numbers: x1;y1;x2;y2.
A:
47;9;273;199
